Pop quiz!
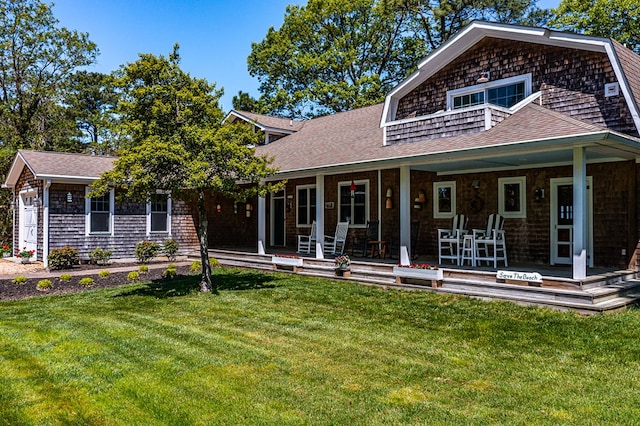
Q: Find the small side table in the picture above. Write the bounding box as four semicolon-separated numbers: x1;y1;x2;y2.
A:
460;234;475;267
368;240;389;259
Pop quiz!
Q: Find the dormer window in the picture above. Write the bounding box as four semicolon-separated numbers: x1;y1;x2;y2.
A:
448;73;531;110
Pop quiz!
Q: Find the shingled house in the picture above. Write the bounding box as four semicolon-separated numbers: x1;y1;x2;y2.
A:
221;21;640;280
3;150;199;267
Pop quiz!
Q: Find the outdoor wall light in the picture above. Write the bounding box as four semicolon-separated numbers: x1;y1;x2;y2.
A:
66;192;73;203
385;187;393;209
246;203;253;217
477;71;490;84
216;201;222;213
471;180;480;189
233;201;238;214
534;188;545;202
413;190;426;209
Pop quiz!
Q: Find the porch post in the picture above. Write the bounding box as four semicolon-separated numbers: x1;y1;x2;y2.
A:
257;195;266;255
572;147;587;279
315;174;325;259
399;165;411;264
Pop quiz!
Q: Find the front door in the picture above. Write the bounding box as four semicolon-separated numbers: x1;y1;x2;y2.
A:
270;190;286;246
550;177;593;266
20;192;38;257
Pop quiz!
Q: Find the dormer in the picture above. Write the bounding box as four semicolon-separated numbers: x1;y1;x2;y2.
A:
223;110;304;145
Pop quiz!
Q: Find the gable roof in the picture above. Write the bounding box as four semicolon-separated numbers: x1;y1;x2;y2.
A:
223;110;305;134
4;150;117;188
257;102;640;178
381;21;640;134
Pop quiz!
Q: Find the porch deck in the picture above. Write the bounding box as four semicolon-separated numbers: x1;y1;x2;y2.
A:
207;247;640;315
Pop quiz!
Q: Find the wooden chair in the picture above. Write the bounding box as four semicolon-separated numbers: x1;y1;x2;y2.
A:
351;220;379;257
324;222;349;255
437;214;469;265
297;221;316;254
473;214;507;268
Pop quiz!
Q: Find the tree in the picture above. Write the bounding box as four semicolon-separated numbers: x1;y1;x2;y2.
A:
548;0;640;53
248;0;543;119
90;46;282;293
64;71;120;155
231;90;260;112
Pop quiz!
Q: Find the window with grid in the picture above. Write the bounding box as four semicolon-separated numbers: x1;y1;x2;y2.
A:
338;181;368;226
90;193;111;233
296;186;316;227
150;194;169;232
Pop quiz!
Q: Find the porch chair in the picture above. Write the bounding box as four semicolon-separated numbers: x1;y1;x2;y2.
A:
297;221;317;254
473;213;508;268
351;220;379;257
437;214;469;265
324;222;350;255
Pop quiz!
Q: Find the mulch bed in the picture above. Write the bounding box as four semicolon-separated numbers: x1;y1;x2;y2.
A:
0;263;194;302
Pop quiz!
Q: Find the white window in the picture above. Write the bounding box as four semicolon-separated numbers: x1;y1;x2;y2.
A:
499;176;526;218
86;188;114;235
433;181;456;219
296;185;316;227
338;180;369;227
448;74;531;110
147;193;172;235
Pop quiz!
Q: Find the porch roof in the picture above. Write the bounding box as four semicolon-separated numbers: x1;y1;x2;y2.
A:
3;150;117;188
257;102;640;179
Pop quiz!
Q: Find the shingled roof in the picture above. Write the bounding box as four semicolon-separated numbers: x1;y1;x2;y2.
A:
225;110;305;133
4;150;117;188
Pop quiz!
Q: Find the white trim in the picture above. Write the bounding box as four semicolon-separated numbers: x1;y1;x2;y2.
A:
85;187;114;236
603;41;640;133
337;179;370;228
43;180;51;267
498;176;527;219
270;189;286;246
433;181;456;219
296;184;316;227
146;192;172;236
446;73;532;111
18;188;38;260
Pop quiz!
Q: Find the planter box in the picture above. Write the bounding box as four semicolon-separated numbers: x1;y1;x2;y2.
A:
272;256;303;271
393;266;443;287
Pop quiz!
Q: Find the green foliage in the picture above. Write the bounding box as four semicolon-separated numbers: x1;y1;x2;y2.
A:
79;277;94;287
138;265;149;274
48;246;80;270
59;273;73;282
162;268;177;279
127;271;140;282
12;275;27;285
163;239;179;261
98;270;110;278
190;261;201;273
248;0;541;118
36;279;52;290
549;0;640;53
89;247;113;265
209;257;220;268
134;241;160;264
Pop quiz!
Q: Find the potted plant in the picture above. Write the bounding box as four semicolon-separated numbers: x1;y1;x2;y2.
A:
393;263;443;287
334;255;351;277
1;244;11;258
16;247;35;263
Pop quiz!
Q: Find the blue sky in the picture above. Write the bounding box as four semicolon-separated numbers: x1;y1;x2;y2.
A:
53;0;560;113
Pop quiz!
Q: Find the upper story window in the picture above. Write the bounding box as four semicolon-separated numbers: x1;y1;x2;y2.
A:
297;185;316;227
448;73;531;111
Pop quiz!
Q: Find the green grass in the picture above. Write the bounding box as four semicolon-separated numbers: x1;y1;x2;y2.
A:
1;268;640;425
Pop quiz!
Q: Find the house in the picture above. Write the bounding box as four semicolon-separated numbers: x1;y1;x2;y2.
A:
221;21;640;280
3;150;199;267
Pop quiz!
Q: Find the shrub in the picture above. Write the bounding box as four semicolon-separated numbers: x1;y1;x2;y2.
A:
37;279;52;290
89;247;113;265
163;239;179;261
79;277;94;287
135;241;160;264
162;268;177;279
167;263;176;270
139;265;149;274
190;261;201;273
127;271;140;282
59;273;73;282
210;257;220;268
12;275;27;284
48;246;79;270
98;270;110;278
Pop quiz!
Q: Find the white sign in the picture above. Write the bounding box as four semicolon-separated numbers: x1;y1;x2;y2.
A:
496;270;542;283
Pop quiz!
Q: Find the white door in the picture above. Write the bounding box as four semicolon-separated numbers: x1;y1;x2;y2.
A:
550;177;593;266
20;192;38;256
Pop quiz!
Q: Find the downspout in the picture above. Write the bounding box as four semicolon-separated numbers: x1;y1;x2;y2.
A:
43;179;51;268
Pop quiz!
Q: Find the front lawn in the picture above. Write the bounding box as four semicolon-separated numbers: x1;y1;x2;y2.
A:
1;268;639;424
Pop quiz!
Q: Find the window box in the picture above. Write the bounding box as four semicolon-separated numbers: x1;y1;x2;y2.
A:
393;266;443;287
272;255;303;271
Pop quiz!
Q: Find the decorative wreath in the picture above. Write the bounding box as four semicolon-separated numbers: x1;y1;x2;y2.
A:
469;196;485;213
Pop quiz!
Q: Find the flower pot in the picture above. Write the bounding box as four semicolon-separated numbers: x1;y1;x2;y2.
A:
335;268;351;277
20;258;31;264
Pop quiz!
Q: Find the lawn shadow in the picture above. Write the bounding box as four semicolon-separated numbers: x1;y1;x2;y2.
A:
115;270;283;299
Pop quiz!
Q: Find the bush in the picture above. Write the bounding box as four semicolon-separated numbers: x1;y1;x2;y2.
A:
135;241;160;264
190;261;201;273
167;263;176;270
89;247;113;265
162;268;177;279
127;271;140;282
79;277;94;287
98;270;110;278
163;239;179;261
210;257;220;268
59;273;73;282
139;265;149;274
37;279;52;290
48;246;79;270
12;275;27;284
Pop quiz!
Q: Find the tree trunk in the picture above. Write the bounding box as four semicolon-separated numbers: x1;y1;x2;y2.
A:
197;190;215;293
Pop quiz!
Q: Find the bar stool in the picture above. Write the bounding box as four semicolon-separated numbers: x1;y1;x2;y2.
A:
460;234;475;267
